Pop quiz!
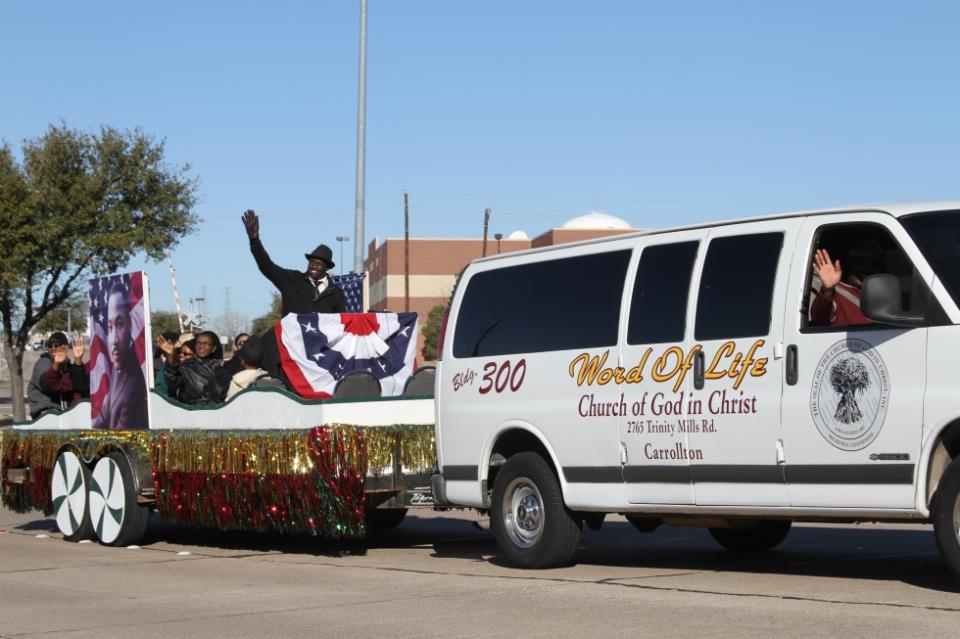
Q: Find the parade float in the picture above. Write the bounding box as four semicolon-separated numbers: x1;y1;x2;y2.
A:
1;271;439;546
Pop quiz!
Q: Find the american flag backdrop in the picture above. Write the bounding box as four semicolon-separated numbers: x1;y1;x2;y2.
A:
88;272;151;421
332;272;366;313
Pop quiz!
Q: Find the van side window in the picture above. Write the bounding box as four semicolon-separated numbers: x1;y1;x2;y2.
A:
628;241;699;344
695;233;784;341
803;223;931;330
452;250;631;358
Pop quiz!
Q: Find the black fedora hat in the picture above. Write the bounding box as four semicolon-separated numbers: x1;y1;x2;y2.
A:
305;244;335;269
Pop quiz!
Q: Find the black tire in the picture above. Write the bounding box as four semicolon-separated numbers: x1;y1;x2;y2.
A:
89;451;149;547
51;450;95;542
365;508;408;531
932;456;960;580
490;452;581;569
708;520;791;552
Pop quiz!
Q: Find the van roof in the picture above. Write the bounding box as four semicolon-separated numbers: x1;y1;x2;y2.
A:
470;200;960;264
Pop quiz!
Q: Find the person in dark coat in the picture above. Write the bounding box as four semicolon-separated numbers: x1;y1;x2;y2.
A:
242;209;346;386
40;333;90;411
29;332;90;418
241;209;345;315
222;332;250;379
159;330;230;405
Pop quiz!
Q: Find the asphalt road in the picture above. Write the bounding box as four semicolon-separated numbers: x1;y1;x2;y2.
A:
1;506;959;638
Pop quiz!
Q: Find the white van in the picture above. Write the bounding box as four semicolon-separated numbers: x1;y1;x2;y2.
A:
432;202;960;575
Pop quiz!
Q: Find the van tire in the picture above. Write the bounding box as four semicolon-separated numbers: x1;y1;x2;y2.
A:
708;520;791;552
932;456;960;579
491;452;581;569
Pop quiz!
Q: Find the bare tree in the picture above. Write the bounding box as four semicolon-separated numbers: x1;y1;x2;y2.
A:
830;357;870;424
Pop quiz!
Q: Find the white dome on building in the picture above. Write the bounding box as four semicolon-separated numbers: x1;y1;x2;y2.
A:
507;230;529;240
560;210;631;230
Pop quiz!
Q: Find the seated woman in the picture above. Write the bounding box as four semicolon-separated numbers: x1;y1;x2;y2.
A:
226;335;284;400
158;330;230;405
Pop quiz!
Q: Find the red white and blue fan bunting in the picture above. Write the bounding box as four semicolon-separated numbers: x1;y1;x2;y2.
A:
276;312;419;399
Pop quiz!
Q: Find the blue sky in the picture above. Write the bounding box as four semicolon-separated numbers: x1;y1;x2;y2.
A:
3;1;958;326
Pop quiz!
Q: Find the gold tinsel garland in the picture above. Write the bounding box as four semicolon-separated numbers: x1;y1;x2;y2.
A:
1;424;436;513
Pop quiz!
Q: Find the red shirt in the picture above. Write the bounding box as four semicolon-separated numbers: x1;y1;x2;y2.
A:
810;282;871;327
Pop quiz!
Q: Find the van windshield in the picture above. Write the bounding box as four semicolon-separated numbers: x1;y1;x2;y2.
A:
901;210;960;307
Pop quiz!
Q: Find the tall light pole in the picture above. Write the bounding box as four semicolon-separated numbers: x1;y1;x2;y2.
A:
353;0;368;274
335;235;350;275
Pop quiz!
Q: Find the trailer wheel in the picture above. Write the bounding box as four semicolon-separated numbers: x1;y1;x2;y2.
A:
89;452;149;547
365;508;408;531
932;455;960;580
491;452;581;568
708;520;791;552
51;450;94;542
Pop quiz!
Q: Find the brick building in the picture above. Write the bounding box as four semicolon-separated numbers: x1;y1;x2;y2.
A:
363;211;640;359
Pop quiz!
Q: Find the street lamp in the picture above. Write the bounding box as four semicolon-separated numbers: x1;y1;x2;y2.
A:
335;236;350;274
494;233;503;254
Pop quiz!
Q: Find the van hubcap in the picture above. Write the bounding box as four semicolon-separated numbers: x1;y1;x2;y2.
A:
503;478;544;549
954;496;960;546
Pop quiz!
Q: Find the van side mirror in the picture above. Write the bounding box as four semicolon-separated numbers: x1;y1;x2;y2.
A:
860;273;924;328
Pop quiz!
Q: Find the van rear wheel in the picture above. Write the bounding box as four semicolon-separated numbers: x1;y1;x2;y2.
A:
491;452;581;569
932;456;960;580
708;520;791;552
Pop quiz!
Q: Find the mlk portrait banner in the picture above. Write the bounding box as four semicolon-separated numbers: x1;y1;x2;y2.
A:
89;271;153;430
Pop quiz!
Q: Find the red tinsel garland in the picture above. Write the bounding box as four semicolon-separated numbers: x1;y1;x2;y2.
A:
152;427;368;537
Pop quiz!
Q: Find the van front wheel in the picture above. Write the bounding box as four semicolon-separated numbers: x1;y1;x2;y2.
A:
491;452;581;569
932;456;960;580
708;520;791;552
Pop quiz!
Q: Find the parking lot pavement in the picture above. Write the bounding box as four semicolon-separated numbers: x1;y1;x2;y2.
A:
2;506;960;639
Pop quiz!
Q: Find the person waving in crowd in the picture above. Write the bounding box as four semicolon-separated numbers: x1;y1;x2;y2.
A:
159;330;229;405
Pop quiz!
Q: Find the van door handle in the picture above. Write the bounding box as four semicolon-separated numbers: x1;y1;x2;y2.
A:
785;344;798;386
693;350;705;390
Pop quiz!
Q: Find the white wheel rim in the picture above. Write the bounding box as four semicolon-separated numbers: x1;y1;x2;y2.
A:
502;477;545;549
953;494;960;547
51;451;87;536
89;457;125;543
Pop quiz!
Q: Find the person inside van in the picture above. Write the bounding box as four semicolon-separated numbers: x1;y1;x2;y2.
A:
809;241;883;327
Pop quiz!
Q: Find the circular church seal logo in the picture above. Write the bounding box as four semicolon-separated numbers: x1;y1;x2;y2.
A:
809;338;890;451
